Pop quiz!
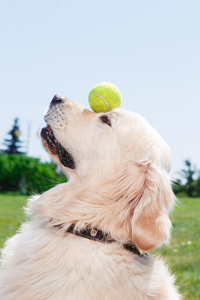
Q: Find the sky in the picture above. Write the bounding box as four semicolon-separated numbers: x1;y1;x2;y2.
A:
0;0;199;178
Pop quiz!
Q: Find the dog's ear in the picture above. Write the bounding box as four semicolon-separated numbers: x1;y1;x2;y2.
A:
129;161;175;252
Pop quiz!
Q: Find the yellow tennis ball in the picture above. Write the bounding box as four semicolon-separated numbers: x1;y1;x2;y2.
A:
88;82;121;113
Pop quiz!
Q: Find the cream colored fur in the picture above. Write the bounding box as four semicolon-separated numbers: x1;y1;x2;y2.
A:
0;97;181;299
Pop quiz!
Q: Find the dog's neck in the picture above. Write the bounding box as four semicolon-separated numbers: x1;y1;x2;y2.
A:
28;167;143;248
54;223;145;257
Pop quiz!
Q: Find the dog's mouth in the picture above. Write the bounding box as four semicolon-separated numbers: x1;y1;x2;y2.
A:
41;125;75;169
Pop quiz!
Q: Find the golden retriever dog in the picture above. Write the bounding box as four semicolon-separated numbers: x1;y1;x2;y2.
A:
0;95;181;299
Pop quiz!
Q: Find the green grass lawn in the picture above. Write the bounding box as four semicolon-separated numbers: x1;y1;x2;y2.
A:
155;197;200;300
0;194;199;299
0;193;28;249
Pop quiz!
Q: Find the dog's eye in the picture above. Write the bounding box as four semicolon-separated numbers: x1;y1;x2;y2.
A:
100;115;111;126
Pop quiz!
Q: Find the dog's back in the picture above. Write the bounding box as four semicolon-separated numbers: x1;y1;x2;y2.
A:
0;211;180;300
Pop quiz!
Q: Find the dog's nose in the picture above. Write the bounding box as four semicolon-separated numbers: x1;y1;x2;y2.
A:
51;94;65;105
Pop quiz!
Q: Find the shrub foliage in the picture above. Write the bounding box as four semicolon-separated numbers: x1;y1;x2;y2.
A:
0;154;66;194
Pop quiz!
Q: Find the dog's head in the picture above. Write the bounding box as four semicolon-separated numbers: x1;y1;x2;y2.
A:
41;95;175;252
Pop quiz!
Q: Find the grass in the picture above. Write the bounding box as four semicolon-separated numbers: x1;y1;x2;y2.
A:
0;193;28;249
0;193;200;299
155;197;200;299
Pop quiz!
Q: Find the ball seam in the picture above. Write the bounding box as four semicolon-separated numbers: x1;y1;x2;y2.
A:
92;90;110;112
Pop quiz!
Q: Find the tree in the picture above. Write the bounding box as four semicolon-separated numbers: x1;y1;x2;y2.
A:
3;118;24;154
179;159;196;197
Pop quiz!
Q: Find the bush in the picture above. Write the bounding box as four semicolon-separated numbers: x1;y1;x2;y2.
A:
0;154;66;194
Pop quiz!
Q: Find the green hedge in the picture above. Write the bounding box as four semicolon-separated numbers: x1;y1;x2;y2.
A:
0;154;66;194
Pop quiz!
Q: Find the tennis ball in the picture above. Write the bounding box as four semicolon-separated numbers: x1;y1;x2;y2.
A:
88;82;121;113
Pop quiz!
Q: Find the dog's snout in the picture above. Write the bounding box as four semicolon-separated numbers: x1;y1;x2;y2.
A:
51;94;65;105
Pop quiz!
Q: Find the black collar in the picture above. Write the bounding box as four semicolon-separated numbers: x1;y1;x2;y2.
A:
66;224;145;257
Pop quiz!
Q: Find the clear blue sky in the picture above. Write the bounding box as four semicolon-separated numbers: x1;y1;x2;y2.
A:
0;0;200;177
